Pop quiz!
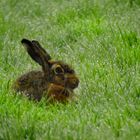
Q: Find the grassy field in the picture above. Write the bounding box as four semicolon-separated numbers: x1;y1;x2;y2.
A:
0;0;140;139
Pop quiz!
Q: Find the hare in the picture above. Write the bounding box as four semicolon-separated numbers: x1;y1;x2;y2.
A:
13;39;79;103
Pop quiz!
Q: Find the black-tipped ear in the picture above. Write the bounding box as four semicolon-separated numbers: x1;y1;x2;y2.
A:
21;39;43;66
21;38;51;74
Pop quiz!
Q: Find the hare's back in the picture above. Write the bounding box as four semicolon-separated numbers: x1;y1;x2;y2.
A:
14;71;45;92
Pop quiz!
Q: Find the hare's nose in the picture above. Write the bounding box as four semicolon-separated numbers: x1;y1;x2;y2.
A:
71;78;79;89
65;74;79;89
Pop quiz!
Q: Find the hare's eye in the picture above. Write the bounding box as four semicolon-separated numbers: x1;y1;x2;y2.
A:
54;66;64;74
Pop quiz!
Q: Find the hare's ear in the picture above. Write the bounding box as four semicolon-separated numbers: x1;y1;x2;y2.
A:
31;40;51;61
21;39;51;73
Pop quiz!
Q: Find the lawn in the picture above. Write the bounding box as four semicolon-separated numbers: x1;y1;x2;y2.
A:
0;0;140;139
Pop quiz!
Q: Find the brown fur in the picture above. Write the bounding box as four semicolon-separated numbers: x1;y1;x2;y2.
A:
13;39;79;103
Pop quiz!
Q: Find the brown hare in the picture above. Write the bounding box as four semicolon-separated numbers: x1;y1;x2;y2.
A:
13;39;79;103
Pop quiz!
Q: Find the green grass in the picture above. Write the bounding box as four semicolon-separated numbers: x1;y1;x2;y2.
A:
0;0;140;139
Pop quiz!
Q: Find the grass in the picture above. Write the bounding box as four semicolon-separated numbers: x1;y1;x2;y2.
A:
0;0;140;139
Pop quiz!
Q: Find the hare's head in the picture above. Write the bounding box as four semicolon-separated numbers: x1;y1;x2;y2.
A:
21;39;79;90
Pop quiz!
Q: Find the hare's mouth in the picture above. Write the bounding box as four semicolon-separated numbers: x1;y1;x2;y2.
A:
67;83;79;89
